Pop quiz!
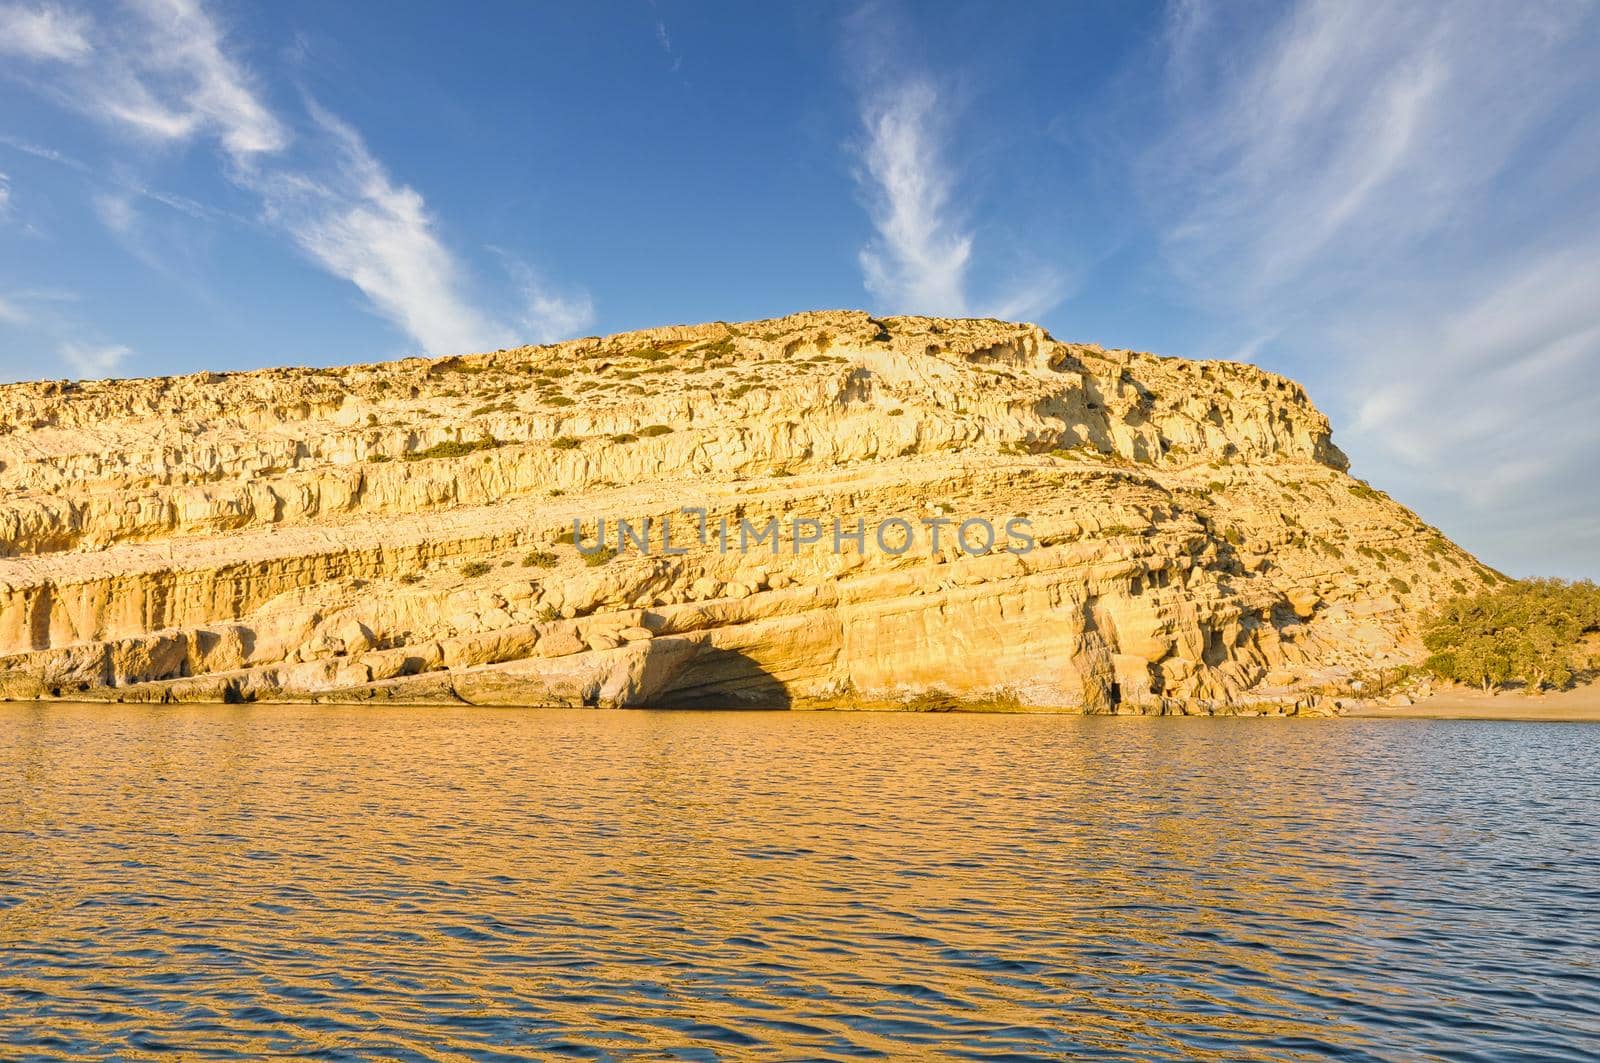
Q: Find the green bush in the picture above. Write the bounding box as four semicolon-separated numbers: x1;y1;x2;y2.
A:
460;561;491;578
544;395;576;407
522;550;557;568
550;436;582;450
404;438;498;462
1421;578;1600;692
695;338;736;359
610;433;638;444
583;547;620;567
1348;480;1385;502
638;424;673;437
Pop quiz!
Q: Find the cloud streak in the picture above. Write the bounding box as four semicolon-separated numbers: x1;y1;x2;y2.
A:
1140;0;1600;576
3;0;590;356
856;78;973;316
59;340;131;377
0;2;90;61
250;105;507;354
847;8;1064;323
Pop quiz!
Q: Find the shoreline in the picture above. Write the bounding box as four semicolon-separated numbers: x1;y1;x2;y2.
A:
1344;682;1600;722
9;690;1600;721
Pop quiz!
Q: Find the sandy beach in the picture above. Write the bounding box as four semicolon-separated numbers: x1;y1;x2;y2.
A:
1349;681;1600;722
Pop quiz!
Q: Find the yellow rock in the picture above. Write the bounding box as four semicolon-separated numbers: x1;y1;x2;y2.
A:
0;311;1491;712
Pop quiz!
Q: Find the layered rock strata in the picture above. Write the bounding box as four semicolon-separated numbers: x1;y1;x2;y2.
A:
0;311;1495;713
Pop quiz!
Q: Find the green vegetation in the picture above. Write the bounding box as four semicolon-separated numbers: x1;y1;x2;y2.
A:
1347;480;1387;502
550;436;582;450
726;383;755;399
543;395;576;407
583;547;620;567
1421;578;1600;692
430;357;487;375
638;424;673;437
610;432;638;444
460;561;491;578
522;550;557;568
695;337;736;359
404;437;499;462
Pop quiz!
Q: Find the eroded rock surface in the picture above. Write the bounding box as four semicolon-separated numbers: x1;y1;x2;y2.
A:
0;311;1497;713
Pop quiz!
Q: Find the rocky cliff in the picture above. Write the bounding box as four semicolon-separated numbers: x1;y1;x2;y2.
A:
0;311;1496;713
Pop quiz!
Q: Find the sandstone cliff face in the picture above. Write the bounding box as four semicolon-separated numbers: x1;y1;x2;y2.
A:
0;312;1495;713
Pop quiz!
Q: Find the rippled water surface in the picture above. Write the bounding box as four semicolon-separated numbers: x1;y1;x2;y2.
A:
3;705;1599;1060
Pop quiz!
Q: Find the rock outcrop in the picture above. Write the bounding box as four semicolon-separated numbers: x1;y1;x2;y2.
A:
0;311;1497;713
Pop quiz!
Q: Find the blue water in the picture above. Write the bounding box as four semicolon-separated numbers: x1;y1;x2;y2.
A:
2;704;1598;1060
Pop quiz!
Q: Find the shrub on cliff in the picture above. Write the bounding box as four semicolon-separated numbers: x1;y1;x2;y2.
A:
404;437;498;462
1421;578;1600;692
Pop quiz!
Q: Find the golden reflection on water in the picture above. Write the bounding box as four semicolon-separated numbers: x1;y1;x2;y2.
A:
2;704;1598;1060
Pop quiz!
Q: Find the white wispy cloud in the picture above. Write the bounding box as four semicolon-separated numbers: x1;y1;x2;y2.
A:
92;191;137;234
0;2;90;61
3;0;590;355
1141;0;1600;576
59;340;131;377
247;105;592;353
506;257;596;344
249;104;505;354
645;0;682;72
0;170;10;219
856;78;974;316
3;0;286;159
848;12;1065;323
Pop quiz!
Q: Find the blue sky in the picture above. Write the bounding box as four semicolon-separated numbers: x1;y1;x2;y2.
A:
1;0;1597;578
